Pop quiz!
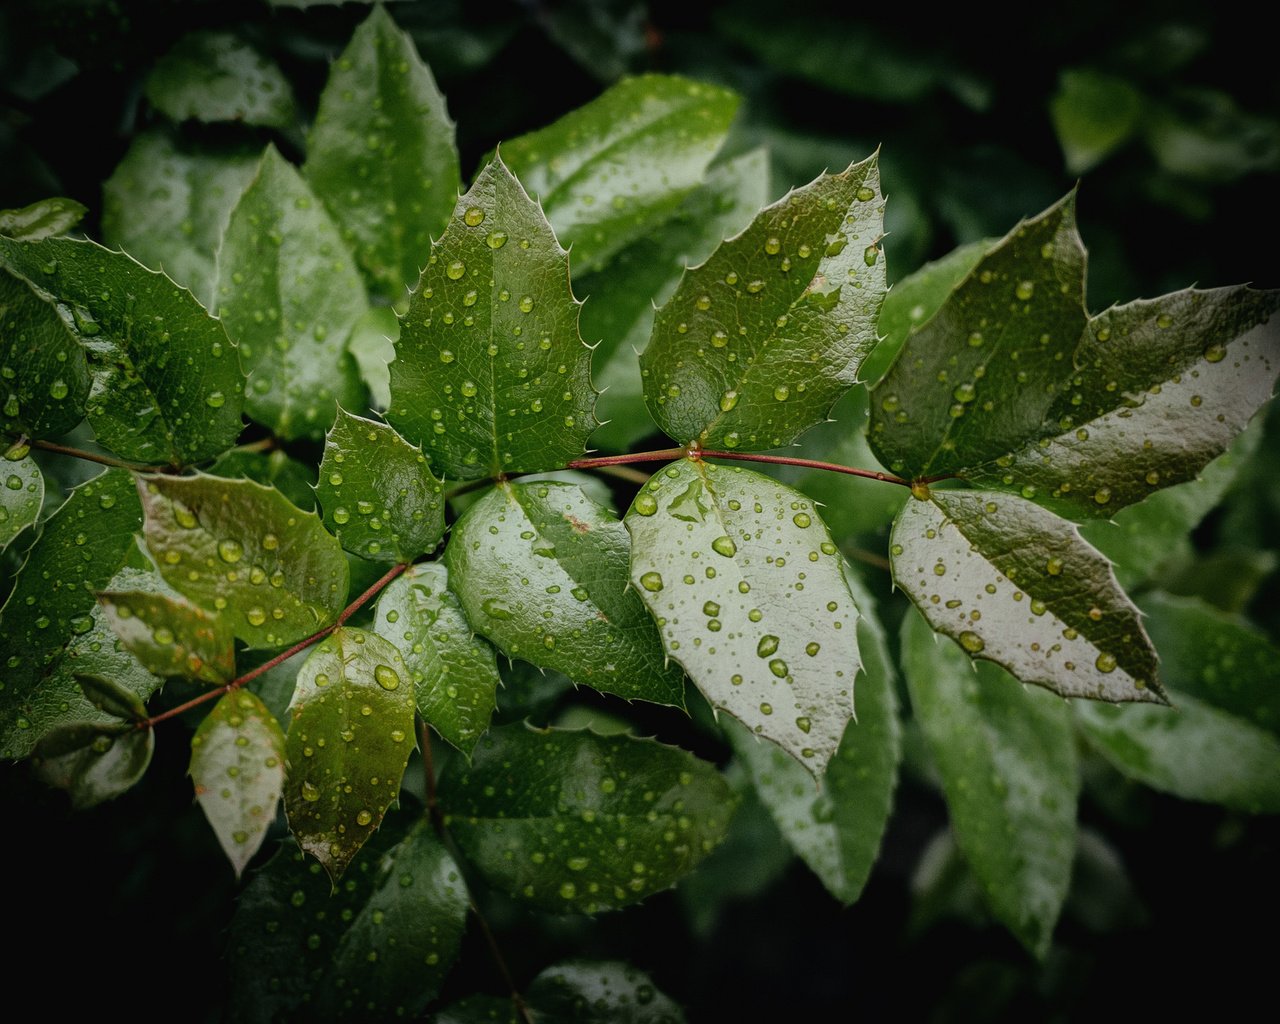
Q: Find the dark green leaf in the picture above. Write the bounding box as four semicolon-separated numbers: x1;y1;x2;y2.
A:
901;612;1079;959
445;481;684;708
316;409;444;563
0;197;87;240
1050;70;1143;174
389;154;597;479
0;236;246;464
373;562;500;756
283;627;415;881
441;724;733;913
1144;90;1280;182
209;447;317;512
526;961;687;1023
139;473;349;649
433;996;518;1024
31;720;153;809
500;75;739;274
76;673;148;721
624;459;861;776
99;589;235;683
0;469;142;758
641;155;885;451
145;31;297;128
0;454;43;550
304;5;460;304
891;489;1162;703
191;688;286;876
216;145;366;440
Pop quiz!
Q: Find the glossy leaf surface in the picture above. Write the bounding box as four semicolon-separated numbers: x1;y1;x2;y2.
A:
31;721;153;809
526;961;687;1023
0;197;87;241
0;454;42;550
145;31;297;128
100;589;235;683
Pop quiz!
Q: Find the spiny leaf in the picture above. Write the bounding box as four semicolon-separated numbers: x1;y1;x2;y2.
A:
441;724;733;913
624;459;861;776
209;447;318;512
145;30;297;128
901;612;1078;959
0;454;43;550
283;627;415;881
389;154;597;479
501;74;740;274
444;481;684;708
373;562;500;756
0;197;87;241
191;689;286;876
0;469;143;758
526;961;688;1023
641;154;886;451
304;4;460;304
891;489;1162;703
138;473;349;649
0;236;246;464
31;720;153;810
216;145;366;441
99;589;235;683
315;409;444;563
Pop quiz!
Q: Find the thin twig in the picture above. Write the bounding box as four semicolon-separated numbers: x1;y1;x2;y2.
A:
567;447;686;470
469;895;534;1024
593;463;654;485
21;437;161;473
698;448;912;486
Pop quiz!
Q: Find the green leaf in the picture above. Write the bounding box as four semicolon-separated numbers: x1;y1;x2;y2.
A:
0;236;246;465
901;612;1079;959
282;627;415;881
1050;70;1143;174
209;447;318;512
145;31;297;129
0;197;87;240
216;145;366;441
315;409;444;563
0;469;142;758
624;459;861;776
76;673;148;721
726;565;899;904
99;589;235;683
347;306;399;410
229;810;467;1023
0;268;90;439
526;961;687;1023
0;454;43;550
1075;697;1280;814
641;155;885;451
304;5;460;304
138;473;349;649
373;562;500;756
102;130;259;308
500;74;740;274
388;154;597;479
31;720;153;809
190;689;286;876
433;996;518;1024
441;723;733;913
444;481;684;708
1144;90;1280;182
890;489;1162;703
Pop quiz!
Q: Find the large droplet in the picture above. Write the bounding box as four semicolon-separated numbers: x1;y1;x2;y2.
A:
374;664;400;690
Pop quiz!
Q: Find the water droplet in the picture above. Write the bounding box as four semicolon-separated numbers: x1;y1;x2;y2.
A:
760;701;774;715
518;295;534;313
301;781;320;802
446;260;465;280
463;206;485;227
218;539;243;563
959;631;985;654
486;231;508;249
1095;652;1117;673
482;598;511;620
773;385;790;402
967;331;984;348
792;512;811;528
634;493;658;516
764;236;781;255
711;535;737;558
246;607;266;626
856;186;876;202
703;601;720;616
49;380;69;400
374;664;400;690
1015;280;1035;300
1093;487;1112;505
559;881;577;900
356;809;373;826
757;635;779;658
805;641;820;656
796;716;811;733
461;380;478;398
640;572;664;592
1203;343;1226;363
768;659;788;678
333;507;350;524
205;391;226;409
1045;557;1064;576
719;390;739;412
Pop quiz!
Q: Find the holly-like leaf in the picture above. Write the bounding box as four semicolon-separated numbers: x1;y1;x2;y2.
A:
216;145;366;441
0;197;87;240
526;961;687;1023
138;473;349;649
901;612;1079;959
1050;69;1143;174
640;155;886;451
0;268;90;439
0;454;43;550
102;130;259;308
624;459;861;776
315;409;444;563
99;589;235;683
373;562;500;756
145;31;297;128
209;447;318;512
0;469;142;758
500;74;740;274
444;481;684;708
891;489;1162;703
304;5;460;304
727;565;900;904
191;689;286;876
31;721;153;809
347;306;399;410
283;627;415;881
0;236;245;465
388;154;597;479
76;674;148;721
441;724;733;913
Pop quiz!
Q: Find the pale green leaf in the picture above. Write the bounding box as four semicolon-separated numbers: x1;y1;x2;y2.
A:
0;454;43;550
1050;70;1143;174
526;961;687;1023
347;306;399;410
31;720;153;809
145;31;297;128
99;589;235;683
76;673;148;721
0;197;87;240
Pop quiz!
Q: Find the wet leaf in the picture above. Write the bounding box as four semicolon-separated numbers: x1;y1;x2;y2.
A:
76;673;148;721
347;306;399;410
526;961;687;1023
641;155;885;451
373;562;500;756
0;454;42;550
31;720;153;809
901;612;1078;959
282;627;415;881
445;481;684;708
209;447;317;512
145;30;297;128
501;74;739;274
441;724;733;913
191;689;286;876
99;589;235;683
624;459;861;776
891;489;1162;703
139;473;349;649
0;197;87;240
1050;69;1143;174
216;145;366;441
389;154;597;479
315;409;444;563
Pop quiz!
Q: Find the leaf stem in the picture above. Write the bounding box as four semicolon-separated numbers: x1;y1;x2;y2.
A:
566;447;685;470
17;437;162;474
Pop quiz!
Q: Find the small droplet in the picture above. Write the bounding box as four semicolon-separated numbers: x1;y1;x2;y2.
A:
374;664;400;690
446;260;465;280
757;635;779;658
486;231;508;249
1045;557;1064;576
634;493;658;516
1095;652;1118;674
792;512;811;528
640;572;664;592
959;631;985;654
711;535;737;558
218;539;244;563
1015;280;1035;300
1203;343;1226;363
356;809;374;825
205;391;226;409
463;206;485;227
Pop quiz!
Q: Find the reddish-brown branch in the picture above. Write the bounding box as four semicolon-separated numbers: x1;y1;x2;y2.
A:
21;437;161;473
566;447;686;470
